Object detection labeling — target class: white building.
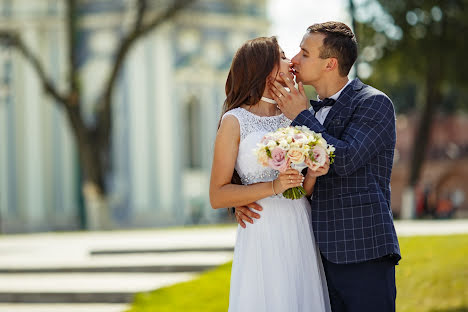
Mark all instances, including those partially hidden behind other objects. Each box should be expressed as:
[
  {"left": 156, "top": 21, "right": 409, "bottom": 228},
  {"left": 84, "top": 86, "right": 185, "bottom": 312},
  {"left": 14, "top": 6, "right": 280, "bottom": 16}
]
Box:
[{"left": 0, "top": 0, "right": 269, "bottom": 233}]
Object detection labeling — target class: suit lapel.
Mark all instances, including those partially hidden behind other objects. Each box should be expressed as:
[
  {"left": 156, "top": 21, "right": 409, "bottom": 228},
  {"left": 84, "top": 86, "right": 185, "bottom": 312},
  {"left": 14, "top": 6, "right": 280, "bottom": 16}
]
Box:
[{"left": 323, "top": 78, "right": 365, "bottom": 129}]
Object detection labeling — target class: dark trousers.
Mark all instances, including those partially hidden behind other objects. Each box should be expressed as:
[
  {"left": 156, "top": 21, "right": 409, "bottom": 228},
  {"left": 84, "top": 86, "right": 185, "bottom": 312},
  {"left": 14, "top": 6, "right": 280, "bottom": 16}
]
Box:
[{"left": 321, "top": 254, "right": 396, "bottom": 312}]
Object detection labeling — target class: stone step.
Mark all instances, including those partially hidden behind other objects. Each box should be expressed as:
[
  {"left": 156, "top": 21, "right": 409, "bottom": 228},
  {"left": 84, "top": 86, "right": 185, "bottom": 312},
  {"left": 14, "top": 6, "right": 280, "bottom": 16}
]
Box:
[
  {"left": 0, "top": 264, "right": 214, "bottom": 274},
  {"left": 0, "top": 252, "right": 233, "bottom": 273},
  {"left": 0, "top": 303, "right": 129, "bottom": 312},
  {"left": 0, "top": 293, "right": 133, "bottom": 304},
  {"left": 0, "top": 272, "right": 195, "bottom": 303},
  {"left": 90, "top": 246, "right": 235, "bottom": 255}
]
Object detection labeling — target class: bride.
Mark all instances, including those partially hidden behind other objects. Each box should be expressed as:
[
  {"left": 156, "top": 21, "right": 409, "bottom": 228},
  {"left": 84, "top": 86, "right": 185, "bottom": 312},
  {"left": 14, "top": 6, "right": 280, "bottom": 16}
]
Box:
[{"left": 209, "top": 36, "right": 331, "bottom": 312}]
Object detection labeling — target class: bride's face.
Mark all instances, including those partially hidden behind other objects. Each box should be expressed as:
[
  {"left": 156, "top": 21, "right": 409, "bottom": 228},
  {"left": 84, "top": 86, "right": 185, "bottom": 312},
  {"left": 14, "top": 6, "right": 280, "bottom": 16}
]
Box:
[{"left": 273, "top": 48, "right": 294, "bottom": 86}]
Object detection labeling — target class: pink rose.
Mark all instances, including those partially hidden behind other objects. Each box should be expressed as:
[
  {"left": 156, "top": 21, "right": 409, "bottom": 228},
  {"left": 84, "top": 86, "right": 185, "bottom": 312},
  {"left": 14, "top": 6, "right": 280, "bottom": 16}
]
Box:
[
  {"left": 311, "top": 146, "right": 327, "bottom": 166},
  {"left": 268, "top": 147, "right": 290, "bottom": 172}
]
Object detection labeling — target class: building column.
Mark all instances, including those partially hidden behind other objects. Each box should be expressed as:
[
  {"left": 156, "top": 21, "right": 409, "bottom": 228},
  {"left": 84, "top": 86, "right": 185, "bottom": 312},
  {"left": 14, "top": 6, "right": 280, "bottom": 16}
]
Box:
[
  {"left": 21, "top": 27, "right": 45, "bottom": 230},
  {"left": 0, "top": 57, "right": 9, "bottom": 232},
  {"left": 49, "top": 25, "right": 78, "bottom": 226},
  {"left": 127, "top": 37, "right": 151, "bottom": 217},
  {"left": 153, "top": 24, "right": 183, "bottom": 224},
  {"left": 200, "top": 82, "right": 223, "bottom": 222}
]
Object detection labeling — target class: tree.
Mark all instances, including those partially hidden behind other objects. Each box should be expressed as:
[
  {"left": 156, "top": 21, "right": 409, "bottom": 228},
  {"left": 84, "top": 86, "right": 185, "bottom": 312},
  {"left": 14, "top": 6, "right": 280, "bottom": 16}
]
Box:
[
  {"left": 0, "top": 0, "right": 195, "bottom": 229},
  {"left": 352, "top": 0, "right": 468, "bottom": 218}
]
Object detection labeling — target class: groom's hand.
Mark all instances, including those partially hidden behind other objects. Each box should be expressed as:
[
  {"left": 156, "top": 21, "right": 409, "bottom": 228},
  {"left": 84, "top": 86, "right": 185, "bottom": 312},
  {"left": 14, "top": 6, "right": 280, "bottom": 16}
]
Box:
[
  {"left": 269, "top": 72, "right": 309, "bottom": 120},
  {"left": 306, "top": 157, "right": 330, "bottom": 178},
  {"left": 234, "top": 203, "right": 263, "bottom": 228}
]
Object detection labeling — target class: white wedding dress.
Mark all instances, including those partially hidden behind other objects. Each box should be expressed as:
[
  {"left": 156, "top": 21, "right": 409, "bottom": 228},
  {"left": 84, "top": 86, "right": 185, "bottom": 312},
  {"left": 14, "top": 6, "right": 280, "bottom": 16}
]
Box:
[{"left": 223, "top": 107, "right": 331, "bottom": 312}]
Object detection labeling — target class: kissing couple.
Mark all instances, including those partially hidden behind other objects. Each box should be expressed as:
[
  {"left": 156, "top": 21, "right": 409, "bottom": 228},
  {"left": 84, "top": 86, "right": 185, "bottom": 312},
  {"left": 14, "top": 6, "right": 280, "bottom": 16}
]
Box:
[{"left": 210, "top": 21, "right": 401, "bottom": 312}]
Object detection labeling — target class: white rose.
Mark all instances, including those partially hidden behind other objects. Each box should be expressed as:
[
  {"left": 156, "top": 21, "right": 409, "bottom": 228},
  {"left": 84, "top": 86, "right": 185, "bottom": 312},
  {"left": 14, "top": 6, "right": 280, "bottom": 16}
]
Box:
[
  {"left": 267, "top": 140, "right": 277, "bottom": 150},
  {"left": 288, "top": 147, "right": 306, "bottom": 164},
  {"left": 256, "top": 148, "right": 270, "bottom": 166},
  {"left": 318, "top": 138, "right": 327, "bottom": 148}
]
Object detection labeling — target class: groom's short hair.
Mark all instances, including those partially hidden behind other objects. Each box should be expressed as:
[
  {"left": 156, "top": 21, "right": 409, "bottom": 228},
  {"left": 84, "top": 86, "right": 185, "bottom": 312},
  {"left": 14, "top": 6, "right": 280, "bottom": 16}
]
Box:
[{"left": 307, "top": 22, "right": 357, "bottom": 77}]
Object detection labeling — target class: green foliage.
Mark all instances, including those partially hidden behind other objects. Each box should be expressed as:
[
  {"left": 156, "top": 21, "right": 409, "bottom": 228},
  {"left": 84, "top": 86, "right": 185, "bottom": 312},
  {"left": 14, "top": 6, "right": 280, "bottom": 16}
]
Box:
[
  {"left": 329, "top": 151, "right": 335, "bottom": 164},
  {"left": 127, "top": 234, "right": 468, "bottom": 312},
  {"left": 282, "top": 186, "right": 307, "bottom": 199},
  {"left": 308, "top": 148, "right": 316, "bottom": 162},
  {"left": 354, "top": 0, "right": 468, "bottom": 112}
]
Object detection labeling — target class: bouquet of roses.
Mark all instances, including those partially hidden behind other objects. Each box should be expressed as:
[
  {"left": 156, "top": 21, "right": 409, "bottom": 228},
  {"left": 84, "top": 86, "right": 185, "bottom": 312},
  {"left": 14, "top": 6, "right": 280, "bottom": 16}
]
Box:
[{"left": 254, "top": 126, "right": 335, "bottom": 199}]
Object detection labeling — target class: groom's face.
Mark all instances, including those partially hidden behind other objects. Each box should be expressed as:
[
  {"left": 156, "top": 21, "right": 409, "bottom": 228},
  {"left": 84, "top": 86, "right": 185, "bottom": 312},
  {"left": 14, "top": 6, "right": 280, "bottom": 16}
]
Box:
[{"left": 291, "top": 33, "right": 328, "bottom": 85}]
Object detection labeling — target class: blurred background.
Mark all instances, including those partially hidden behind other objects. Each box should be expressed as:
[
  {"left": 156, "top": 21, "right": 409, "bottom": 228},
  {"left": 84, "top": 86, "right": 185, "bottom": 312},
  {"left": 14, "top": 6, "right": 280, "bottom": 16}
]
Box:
[{"left": 0, "top": 0, "right": 467, "bottom": 234}]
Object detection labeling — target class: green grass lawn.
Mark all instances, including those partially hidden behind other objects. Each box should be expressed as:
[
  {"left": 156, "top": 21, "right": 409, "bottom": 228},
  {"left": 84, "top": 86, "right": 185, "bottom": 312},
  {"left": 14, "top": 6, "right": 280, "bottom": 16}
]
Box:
[
  {"left": 126, "top": 234, "right": 468, "bottom": 312},
  {"left": 395, "top": 235, "right": 468, "bottom": 312}
]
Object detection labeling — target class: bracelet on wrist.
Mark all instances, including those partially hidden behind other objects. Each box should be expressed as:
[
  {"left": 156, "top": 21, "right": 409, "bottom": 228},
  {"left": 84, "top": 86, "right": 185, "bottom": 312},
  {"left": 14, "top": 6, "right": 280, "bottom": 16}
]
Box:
[{"left": 271, "top": 180, "right": 277, "bottom": 195}]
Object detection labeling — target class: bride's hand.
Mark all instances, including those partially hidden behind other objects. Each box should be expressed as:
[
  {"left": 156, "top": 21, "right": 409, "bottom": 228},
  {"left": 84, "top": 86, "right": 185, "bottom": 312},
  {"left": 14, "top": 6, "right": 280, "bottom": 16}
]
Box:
[{"left": 273, "top": 168, "right": 304, "bottom": 194}]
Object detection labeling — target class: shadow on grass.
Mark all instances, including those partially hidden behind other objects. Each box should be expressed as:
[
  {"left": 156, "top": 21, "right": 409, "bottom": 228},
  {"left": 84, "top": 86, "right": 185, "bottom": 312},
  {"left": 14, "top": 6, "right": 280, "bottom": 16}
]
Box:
[{"left": 431, "top": 307, "right": 468, "bottom": 312}]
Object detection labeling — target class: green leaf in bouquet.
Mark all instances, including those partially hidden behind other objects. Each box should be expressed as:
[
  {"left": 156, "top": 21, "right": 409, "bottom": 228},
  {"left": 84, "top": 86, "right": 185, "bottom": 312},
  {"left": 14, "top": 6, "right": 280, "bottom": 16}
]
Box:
[
  {"left": 308, "top": 150, "right": 316, "bottom": 162},
  {"left": 329, "top": 151, "right": 335, "bottom": 164},
  {"left": 282, "top": 186, "right": 307, "bottom": 200}
]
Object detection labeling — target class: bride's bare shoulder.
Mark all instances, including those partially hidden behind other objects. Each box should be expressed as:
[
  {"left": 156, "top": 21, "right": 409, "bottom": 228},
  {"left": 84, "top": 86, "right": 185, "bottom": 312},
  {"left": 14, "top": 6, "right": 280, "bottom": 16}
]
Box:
[
  {"left": 216, "top": 114, "right": 240, "bottom": 144},
  {"left": 218, "top": 114, "right": 240, "bottom": 138}
]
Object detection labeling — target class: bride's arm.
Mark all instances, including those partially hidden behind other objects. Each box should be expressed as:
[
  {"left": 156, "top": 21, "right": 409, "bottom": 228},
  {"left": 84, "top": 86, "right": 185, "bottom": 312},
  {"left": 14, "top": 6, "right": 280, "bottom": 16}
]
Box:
[{"left": 209, "top": 115, "right": 304, "bottom": 209}]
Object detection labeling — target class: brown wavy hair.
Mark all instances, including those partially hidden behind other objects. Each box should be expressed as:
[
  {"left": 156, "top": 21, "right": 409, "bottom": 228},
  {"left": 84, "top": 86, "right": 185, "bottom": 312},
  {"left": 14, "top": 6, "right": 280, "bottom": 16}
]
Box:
[
  {"left": 219, "top": 36, "right": 281, "bottom": 189},
  {"left": 222, "top": 36, "right": 280, "bottom": 117}
]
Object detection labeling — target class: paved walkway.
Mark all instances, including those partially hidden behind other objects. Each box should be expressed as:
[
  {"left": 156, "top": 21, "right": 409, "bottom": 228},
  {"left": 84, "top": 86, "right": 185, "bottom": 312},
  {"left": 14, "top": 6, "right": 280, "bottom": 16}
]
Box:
[
  {"left": 0, "top": 225, "right": 237, "bottom": 312},
  {"left": 393, "top": 219, "right": 468, "bottom": 236},
  {"left": 0, "top": 304, "right": 128, "bottom": 312},
  {"left": 0, "top": 220, "right": 466, "bottom": 312}
]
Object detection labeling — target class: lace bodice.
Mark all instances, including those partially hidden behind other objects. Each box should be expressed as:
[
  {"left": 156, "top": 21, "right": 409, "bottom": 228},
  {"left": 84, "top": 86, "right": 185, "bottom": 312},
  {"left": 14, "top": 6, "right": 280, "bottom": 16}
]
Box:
[{"left": 222, "top": 107, "right": 291, "bottom": 185}]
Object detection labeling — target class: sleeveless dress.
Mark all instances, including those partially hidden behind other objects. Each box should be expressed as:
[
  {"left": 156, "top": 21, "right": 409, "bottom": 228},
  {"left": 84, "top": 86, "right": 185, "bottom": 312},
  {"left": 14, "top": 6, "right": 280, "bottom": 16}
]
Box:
[{"left": 223, "top": 107, "right": 331, "bottom": 312}]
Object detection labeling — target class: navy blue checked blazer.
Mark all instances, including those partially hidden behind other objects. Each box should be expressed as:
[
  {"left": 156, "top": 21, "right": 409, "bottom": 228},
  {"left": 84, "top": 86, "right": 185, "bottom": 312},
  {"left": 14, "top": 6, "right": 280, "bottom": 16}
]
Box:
[{"left": 292, "top": 78, "right": 401, "bottom": 264}]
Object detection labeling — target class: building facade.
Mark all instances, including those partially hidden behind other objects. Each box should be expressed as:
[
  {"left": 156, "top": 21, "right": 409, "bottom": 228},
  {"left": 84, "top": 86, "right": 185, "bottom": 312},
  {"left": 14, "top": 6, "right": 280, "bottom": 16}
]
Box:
[{"left": 0, "top": 0, "right": 269, "bottom": 233}]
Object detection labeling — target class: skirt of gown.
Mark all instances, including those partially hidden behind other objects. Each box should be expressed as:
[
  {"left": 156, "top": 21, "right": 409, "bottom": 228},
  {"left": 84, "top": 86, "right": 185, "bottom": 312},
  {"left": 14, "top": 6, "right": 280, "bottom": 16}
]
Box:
[{"left": 228, "top": 196, "right": 331, "bottom": 312}]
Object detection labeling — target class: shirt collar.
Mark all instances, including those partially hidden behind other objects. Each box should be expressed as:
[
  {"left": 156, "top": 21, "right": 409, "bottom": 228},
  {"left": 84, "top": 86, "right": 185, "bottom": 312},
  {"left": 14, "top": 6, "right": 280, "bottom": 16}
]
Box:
[{"left": 317, "top": 79, "right": 352, "bottom": 101}]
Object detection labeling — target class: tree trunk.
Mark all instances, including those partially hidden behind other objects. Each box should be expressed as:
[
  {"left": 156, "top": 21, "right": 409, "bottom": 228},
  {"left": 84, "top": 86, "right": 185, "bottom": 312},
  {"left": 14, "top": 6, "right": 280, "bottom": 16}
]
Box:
[
  {"left": 80, "top": 139, "right": 111, "bottom": 230},
  {"left": 81, "top": 180, "right": 110, "bottom": 230},
  {"left": 408, "top": 82, "right": 441, "bottom": 187},
  {"left": 65, "top": 103, "right": 111, "bottom": 230},
  {"left": 402, "top": 64, "right": 442, "bottom": 219}
]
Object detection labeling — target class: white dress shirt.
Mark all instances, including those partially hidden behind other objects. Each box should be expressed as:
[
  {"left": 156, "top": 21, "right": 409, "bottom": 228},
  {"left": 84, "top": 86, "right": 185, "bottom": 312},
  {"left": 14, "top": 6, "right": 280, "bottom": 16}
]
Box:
[{"left": 314, "top": 80, "right": 352, "bottom": 125}]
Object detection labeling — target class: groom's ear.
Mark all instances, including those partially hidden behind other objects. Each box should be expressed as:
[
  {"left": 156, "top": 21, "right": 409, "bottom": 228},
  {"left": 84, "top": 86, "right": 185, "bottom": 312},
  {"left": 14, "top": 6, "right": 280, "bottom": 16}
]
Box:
[{"left": 325, "top": 58, "right": 339, "bottom": 72}]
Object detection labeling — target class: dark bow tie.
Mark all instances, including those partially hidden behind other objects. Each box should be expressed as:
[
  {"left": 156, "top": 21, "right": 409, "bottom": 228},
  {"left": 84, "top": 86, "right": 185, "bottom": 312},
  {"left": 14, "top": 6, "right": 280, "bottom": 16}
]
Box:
[{"left": 311, "top": 98, "right": 336, "bottom": 114}]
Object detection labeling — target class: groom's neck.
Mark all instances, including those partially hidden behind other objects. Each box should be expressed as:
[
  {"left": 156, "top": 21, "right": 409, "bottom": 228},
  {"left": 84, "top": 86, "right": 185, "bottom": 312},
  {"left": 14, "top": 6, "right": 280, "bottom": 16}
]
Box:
[{"left": 314, "top": 75, "right": 349, "bottom": 99}]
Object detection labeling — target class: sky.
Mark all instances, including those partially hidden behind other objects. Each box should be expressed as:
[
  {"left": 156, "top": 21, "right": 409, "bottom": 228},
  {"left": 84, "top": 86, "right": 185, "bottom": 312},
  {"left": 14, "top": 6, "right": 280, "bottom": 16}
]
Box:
[{"left": 267, "top": 0, "right": 351, "bottom": 58}]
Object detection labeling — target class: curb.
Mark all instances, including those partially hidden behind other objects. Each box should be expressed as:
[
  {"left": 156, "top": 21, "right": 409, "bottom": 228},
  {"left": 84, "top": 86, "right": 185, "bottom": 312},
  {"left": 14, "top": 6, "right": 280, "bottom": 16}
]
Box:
[
  {"left": 0, "top": 264, "right": 215, "bottom": 274},
  {"left": 90, "top": 246, "right": 234, "bottom": 255}
]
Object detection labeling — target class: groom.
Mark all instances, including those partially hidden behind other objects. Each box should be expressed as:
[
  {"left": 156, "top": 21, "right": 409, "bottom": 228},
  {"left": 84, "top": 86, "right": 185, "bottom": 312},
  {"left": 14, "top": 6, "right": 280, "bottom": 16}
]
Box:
[{"left": 235, "top": 22, "right": 401, "bottom": 311}]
